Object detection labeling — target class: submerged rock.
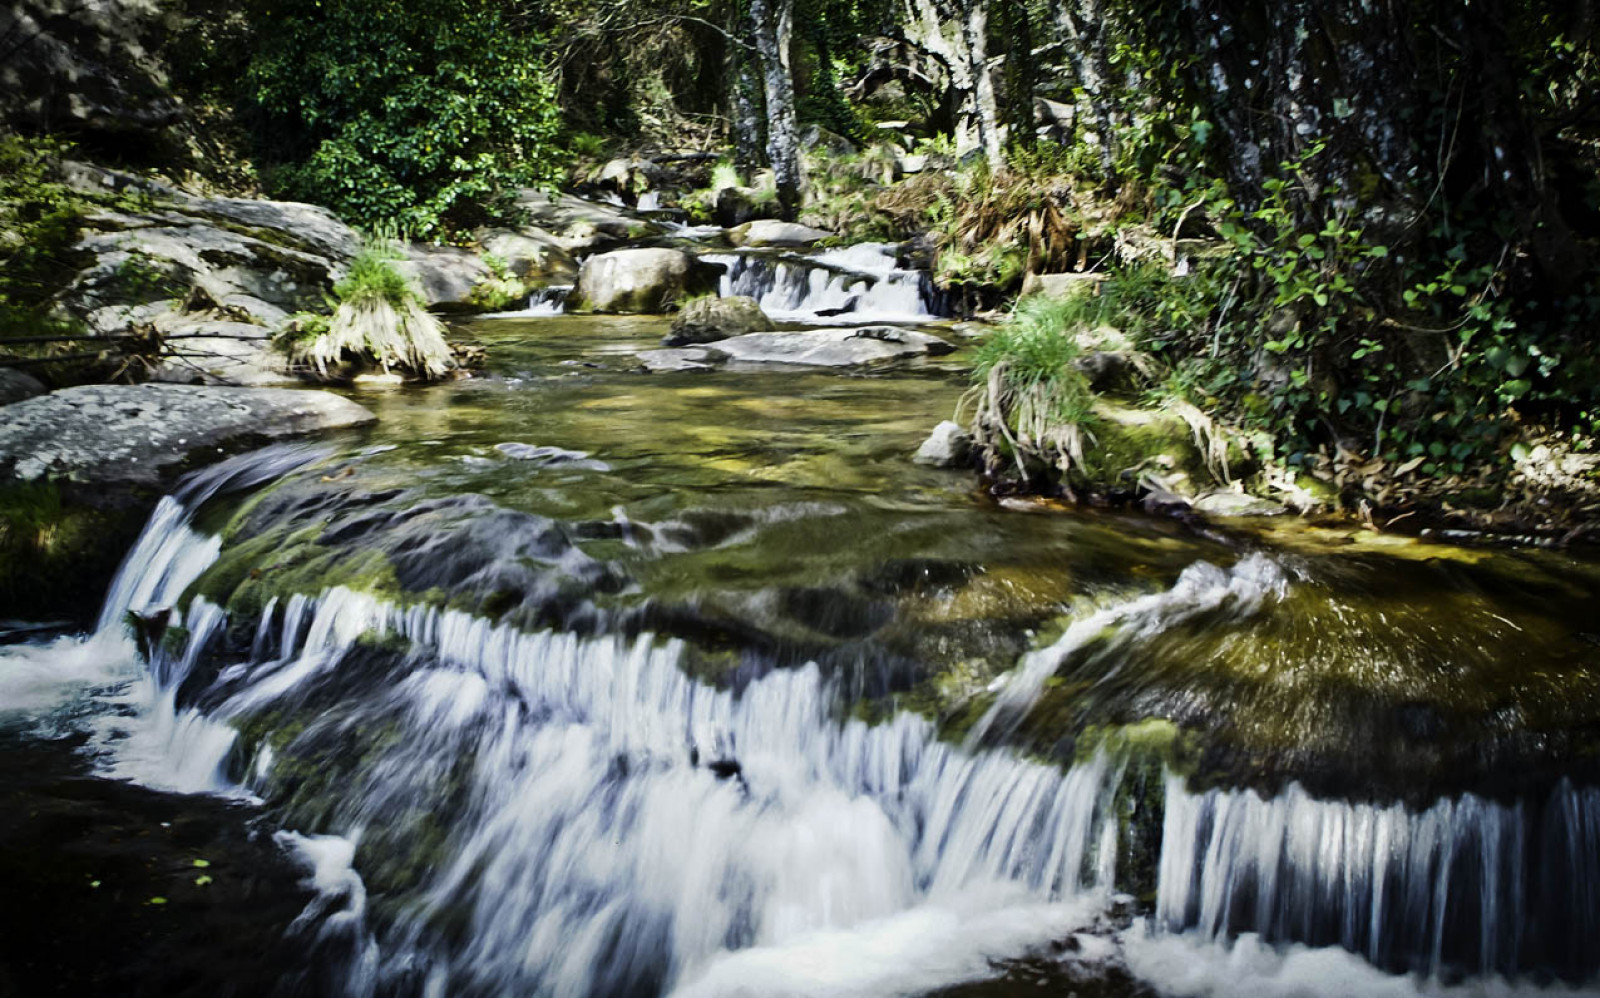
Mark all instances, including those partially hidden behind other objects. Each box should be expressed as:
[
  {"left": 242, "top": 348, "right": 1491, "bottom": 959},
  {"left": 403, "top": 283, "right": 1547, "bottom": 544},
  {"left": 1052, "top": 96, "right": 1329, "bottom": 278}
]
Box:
[
  {"left": 571, "top": 249, "right": 722, "bottom": 314},
  {"left": 664, "top": 295, "right": 773, "bottom": 345},
  {"left": 0, "top": 385, "right": 374, "bottom": 488},
  {"left": 494, "top": 443, "right": 610, "bottom": 471},
  {"left": 914, "top": 421, "right": 974, "bottom": 467},
  {"left": 710, "top": 325, "right": 955, "bottom": 368}
]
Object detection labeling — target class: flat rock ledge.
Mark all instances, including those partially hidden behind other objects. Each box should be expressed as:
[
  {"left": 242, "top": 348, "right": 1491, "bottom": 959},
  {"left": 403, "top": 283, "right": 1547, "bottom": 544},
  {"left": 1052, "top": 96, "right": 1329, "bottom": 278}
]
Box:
[
  {"left": 638, "top": 326, "right": 954, "bottom": 370},
  {"left": 0, "top": 385, "right": 376, "bottom": 488}
]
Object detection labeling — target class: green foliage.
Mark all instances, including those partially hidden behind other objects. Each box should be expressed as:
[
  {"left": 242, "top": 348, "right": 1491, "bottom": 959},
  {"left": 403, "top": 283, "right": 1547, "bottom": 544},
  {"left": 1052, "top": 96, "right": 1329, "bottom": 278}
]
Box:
[{"left": 247, "top": 0, "right": 563, "bottom": 241}]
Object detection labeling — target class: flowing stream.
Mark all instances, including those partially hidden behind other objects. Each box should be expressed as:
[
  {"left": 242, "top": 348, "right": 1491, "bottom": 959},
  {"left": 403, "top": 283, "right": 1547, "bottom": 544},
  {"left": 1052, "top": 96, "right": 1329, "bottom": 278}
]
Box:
[{"left": 2, "top": 306, "right": 1599, "bottom": 998}]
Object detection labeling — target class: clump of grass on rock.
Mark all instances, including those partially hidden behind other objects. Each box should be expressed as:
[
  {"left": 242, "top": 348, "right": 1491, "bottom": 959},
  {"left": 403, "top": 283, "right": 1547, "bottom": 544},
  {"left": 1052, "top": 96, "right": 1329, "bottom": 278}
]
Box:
[
  {"left": 279, "top": 238, "right": 455, "bottom": 382},
  {"left": 964, "top": 296, "right": 1100, "bottom": 495}
]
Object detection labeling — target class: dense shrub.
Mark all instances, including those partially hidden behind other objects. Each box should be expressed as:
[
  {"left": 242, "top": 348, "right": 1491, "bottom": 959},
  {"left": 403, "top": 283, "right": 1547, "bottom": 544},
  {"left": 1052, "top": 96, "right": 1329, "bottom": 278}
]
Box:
[{"left": 247, "top": 0, "right": 562, "bottom": 241}]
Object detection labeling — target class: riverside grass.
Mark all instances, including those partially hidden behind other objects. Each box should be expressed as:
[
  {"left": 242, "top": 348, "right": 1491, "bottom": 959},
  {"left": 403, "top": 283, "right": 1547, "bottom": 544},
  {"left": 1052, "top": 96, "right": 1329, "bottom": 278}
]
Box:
[{"left": 283, "top": 239, "right": 454, "bottom": 382}]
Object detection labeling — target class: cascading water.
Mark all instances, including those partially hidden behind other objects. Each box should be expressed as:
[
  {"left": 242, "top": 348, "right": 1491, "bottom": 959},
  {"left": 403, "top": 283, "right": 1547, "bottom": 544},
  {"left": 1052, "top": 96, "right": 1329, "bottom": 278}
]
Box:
[
  {"left": 703, "top": 243, "right": 939, "bottom": 322},
  {"left": 10, "top": 445, "right": 1600, "bottom": 997},
  {"left": 1157, "top": 774, "right": 1600, "bottom": 982},
  {"left": 149, "top": 586, "right": 1129, "bottom": 997}
]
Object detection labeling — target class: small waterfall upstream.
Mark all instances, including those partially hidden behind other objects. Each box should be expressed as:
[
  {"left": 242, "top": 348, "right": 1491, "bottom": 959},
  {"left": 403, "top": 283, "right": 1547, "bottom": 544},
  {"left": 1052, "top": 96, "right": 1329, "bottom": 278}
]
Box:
[
  {"left": 703, "top": 243, "right": 941, "bottom": 322},
  {"left": 9, "top": 456, "right": 1599, "bottom": 996}
]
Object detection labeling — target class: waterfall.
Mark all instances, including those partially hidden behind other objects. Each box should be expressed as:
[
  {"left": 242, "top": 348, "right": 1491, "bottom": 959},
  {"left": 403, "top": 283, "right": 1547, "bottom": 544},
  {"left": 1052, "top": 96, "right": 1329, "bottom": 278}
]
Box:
[
  {"left": 482, "top": 284, "right": 572, "bottom": 318},
  {"left": 703, "top": 243, "right": 939, "bottom": 322},
  {"left": 1156, "top": 773, "right": 1600, "bottom": 982},
  {"left": 147, "top": 586, "right": 1127, "bottom": 997}
]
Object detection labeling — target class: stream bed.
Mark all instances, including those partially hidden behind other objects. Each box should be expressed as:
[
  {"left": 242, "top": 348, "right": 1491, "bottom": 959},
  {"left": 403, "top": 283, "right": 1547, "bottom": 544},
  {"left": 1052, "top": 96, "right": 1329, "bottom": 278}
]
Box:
[{"left": 2, "top": 312, "right": 1599, "bottom": 998}]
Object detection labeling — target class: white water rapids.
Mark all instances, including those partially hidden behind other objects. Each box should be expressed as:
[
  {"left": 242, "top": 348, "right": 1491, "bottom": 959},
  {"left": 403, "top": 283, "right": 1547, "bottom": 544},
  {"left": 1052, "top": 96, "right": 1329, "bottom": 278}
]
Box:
[{"left": 2, "top": 453, "right": 1597, "bottom": 998}]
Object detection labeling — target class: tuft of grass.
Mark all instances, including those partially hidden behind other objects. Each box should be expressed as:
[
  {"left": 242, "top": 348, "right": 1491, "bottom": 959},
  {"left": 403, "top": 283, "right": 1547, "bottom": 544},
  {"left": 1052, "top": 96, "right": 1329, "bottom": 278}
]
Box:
[
  {"left": 278, "top": 238, "right": 454, "bottom": 381},
  {"left": 709, "top": 162, "right": 742, "bottom": 192},
  {"left": 964, "top": 298, "right": 1100, "bottom": 494}
]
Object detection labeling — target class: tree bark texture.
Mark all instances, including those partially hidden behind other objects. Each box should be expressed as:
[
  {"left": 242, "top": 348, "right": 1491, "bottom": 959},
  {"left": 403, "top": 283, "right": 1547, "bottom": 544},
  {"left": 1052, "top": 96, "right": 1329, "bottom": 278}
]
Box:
[{"left": 750, "top": 0, "right": 802, "bottom": 219}]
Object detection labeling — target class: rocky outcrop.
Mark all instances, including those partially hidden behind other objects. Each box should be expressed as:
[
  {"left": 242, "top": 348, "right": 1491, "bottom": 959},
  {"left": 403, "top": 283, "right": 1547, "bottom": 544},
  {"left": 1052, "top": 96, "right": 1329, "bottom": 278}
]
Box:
[
  {"left": 571, "top": 249, "right": 721, "bottom": 314},
  {"left": 149, "top": 314, "right": 291, "bottom": 387},
  {"left": 0, "top": 385, "right": 374, "bottom": 488},
  {"left": 639, "top": 325, "right": 954, "bottom": 370},
  {"left": 664, "top": 295, "right": 773, "bottom": 345},
  {"left": 727, "top": 220, "right": 833, "bottom": 249}
]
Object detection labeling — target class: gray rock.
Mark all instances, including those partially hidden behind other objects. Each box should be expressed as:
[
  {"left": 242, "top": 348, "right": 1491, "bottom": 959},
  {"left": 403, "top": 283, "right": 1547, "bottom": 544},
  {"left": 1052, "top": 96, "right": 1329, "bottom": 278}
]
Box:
[
  {"left": 400, "top": 244, "right": 492, "bottom": 313},
  {"left": 665, "top": 296, "right": 773, "bottom": 345},
  {"left": 727, "top": 220, "right": 834, "bottom": 248},
  {"left": 572, "top": 249, "right": 721, "bottom": 314},
  {"left": 0, "top": 370, "right": 47, "bottom": 406},
  {"left": 799, "top": 125, "right": 857, "bottom": 158},
  {"left": 148, "top": 316, "right": 293, "bottom": 387},
  {"left": 479, "top": 228, "right": 579, "bottom": 285},
  {"left": 637, "top": 348, "right": 716, "bottom": 373},
  {"left": 1073, "top": 349, "right": 1148, "bottom": 393},
  {"left": 66, "top": 204, "right": 351, "bottom": 322},
  {"left": 0, "top": 385, "right": 375, "bottom": 487},
  {"left": 1192, "top": 492, "right": 1289, "bottom": 517},
  {"left": 709, "top": 326, "right": 955, "bottom": 368},
  {"left": 914, "top": 421, "right": 973, "bottom": 467},
  {"left": 516, "top": 191, "right": 663, "bottom": 252}
]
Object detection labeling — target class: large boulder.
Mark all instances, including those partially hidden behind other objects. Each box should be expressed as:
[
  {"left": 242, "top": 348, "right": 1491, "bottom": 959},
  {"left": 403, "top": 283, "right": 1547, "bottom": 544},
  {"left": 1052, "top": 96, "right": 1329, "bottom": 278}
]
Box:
[
  {"left": 399, "top": 244, "right": 492, "bottom": 314},
  {"left": 148, "top": 315, "right": 293, "bottom": 387},
  {"left": 478, "top": 228, "right": 578, "bottom": 285},
  {"left": 516, "top": 191, "right": 663, "bottom": 253},
  {"left": 727, "top": 220, "right": 834, "bottom": 249},
  {"left": 572, "top": 249, "right": 721, "bottom": 314},
  {"left": 664, "top": 295, "right": 773, "bottom": 346},
  {"left": 0, "top": 385, "right": 375, "bottom": 488}
]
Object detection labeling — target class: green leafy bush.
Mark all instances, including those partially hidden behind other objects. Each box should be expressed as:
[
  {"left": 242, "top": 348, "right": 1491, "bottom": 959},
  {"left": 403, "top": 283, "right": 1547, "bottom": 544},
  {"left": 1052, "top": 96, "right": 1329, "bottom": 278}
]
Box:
[{"left": 247, "top": 0, "right": 562, "bottom": 241}]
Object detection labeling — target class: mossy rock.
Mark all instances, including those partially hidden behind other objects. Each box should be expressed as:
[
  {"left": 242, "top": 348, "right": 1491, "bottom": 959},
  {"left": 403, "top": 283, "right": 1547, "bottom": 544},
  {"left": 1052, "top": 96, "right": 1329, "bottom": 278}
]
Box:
[{"left": 1079, "top": 401, "right": 1209, "bottom": 488}]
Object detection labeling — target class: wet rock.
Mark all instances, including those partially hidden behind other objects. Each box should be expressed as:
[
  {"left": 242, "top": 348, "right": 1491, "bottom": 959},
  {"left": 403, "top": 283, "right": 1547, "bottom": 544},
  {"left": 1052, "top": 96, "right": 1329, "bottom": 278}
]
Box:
[
  {"left": 0, "top": 370, "right": 47, "bottom": 406},
  {"left": 637, "top": 348, "right": 716, "bottom": 373},
  {"left": 1192, "top": 491, "right": 1289, "bottom": 517},
  {"left": 148, "top": 316, "right": 292, "bottom": 387},
  {"left": 664, "top": 295, "right": 773, "bottom": 345},
  {"left": 0, "top": 385, "right": 375, "bottom": 488},
  {"left": 714, "top": 187, "right": 772, "bottom": 228},
  {"left": 727, "top": 220, "right": 834, "bottom": 249},
  {"left": 571, "top": 249, "right": 722, "bottom": 314},
  {"left": 914, "top": 421, "right": 973, "bottom": 467},
  {"left": 494, "top": 443, "right": 610, "bottom": 471},
  {"left": 708, "top": 326, "right": 955, "bottom": 368}
]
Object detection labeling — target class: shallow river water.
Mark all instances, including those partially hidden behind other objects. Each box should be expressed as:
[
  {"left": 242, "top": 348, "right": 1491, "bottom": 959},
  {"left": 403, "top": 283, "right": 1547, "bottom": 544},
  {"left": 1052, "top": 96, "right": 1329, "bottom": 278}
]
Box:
[{"left": 2, "top": 312, "right": 1598, "bottom": 998}]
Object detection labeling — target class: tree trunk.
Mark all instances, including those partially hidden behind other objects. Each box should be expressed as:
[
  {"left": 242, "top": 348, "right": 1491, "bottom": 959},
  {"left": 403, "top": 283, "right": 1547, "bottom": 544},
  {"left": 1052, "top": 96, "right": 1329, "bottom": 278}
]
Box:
[
  {"left": 1055, "top": 0, "right": 1119, "bottom": 179},
  {"left": 750, "top": 0, "right": 802, "bottom": 220},
  {"left": 731, "top": 5, "right": 764, "bottom": 171},
  {"left": 904, "top": 0, "right": 1001, "bottom": 168},
  {"left": 1000, "top": 0, "right": 1036, "bottom": 153}
]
